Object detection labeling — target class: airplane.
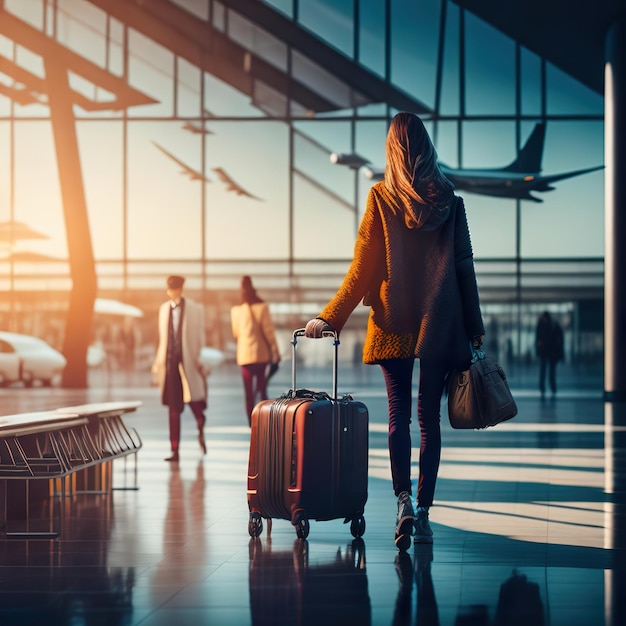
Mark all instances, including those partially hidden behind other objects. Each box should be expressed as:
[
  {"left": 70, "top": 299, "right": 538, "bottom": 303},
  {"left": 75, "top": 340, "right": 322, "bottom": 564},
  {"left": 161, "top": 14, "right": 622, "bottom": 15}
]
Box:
[
  {"left": 355, "top": 123, "right": 604, "bottom": 202},
  {"left": 152, "top": 141, "right": 212, "bottom": 183},
  {"left": 182, "top": 122, "right": 214, "bottom": 135},
  {"left": 330, "top": 152, "right": 370, "bottom": 169},
  {"left": 212, "top": 167, "right": 263, "bottom": 201}
]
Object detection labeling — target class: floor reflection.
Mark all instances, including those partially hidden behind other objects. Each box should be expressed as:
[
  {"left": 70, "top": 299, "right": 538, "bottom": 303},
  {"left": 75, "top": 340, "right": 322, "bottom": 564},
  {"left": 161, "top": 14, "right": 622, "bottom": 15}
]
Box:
[
  {"left": 394, "top": 546, "right": 546, "bottom": 626},
  {"left": 1, "top": 369, "right": 625, "bottom": 625},
  {"left": 394, "top": 545, "right": 440, "bottom": 626},
  {"left": 249, "top": 537, "right": 370, "bottom": 625},
  {"left": 0, "top": 494, "right": 135, "bottom": 624},
  {"left": 151, "top": 461, "right": 207, "bottom": 589}
]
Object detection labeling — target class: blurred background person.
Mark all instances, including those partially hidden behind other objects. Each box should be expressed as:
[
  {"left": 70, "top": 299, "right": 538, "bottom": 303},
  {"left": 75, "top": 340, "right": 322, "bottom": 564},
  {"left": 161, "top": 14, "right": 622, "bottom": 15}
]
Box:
[
  {"left": 231, "top": 275, "right": 281, "bottom": 425},
  {"left": 535, "top": 310, "right": 564, "bottom": 397},
  {"left": 152, "top": 275, "right": 208, "bottom": 462}
]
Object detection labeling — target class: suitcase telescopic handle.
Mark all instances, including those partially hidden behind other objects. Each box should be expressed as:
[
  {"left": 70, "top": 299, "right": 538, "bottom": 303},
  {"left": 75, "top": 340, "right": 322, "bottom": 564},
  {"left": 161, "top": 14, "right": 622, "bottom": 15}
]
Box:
[{"left": 291, "top": 328, "right": 339, "bottom": 399}]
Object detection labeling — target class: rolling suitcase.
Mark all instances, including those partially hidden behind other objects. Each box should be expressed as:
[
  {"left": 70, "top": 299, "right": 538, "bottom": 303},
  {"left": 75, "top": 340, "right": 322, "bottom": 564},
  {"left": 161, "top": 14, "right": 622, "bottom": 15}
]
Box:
[{"left": 247, "top": 328, "right": 368, "bottom": 540}]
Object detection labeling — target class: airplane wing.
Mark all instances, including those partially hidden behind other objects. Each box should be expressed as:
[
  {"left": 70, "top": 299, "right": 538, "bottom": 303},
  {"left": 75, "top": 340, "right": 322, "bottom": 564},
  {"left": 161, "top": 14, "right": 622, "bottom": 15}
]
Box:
[
  {"left": 212, "top": 167, "right": 263, "bottom": 201},
  {"left": 152, "top": 141, "right": 211, "bottom": 183},
  {"left": 532, "top": 165, "right": 605, "bottom": 189},
  {"left": 442, "top": 158, "right": 603, "bottom": 202}
]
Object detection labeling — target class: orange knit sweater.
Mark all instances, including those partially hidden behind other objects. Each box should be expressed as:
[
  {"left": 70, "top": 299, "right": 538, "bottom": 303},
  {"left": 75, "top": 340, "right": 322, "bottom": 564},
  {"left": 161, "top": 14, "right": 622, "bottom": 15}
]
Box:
[{"left": 319, "top": 182, "right": 484, "bottom": 365}]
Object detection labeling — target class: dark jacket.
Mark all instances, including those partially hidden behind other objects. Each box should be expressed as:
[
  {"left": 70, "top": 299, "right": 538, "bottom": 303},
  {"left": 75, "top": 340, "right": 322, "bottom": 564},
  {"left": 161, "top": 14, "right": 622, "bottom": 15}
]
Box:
[
  {"left": 319, "top": 182, "right": 484, "bottom": 365},
  {"left": 536, "top": 313, "right": 564, "bottom": 361}
]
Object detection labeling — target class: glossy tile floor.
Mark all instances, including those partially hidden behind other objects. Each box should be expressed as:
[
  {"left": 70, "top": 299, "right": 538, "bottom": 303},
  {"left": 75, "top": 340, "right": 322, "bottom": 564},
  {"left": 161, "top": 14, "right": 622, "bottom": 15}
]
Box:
[{"left": 0, "top": 359, "right": 624, "bottom": 626}]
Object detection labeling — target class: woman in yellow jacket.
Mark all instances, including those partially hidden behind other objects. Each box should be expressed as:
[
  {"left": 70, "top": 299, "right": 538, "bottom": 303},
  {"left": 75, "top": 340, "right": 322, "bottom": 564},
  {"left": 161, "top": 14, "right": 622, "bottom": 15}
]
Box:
[
  {"left": 306, "top": 113, "right": 484, "bottom": 550},
  {"left": 231, "top": 276, "right": 281, "bottom": 425}
]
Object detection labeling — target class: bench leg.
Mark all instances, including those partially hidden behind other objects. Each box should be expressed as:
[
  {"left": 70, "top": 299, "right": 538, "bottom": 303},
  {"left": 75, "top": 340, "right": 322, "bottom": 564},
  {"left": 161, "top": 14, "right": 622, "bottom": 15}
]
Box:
[
  {"left": 2, "top": 480, "right": 59, "bottom": 539},
  {"left": 112, "top": 453, "right": 140, "bottom": 491},
  {"left": 76, "top": 461, "right": 113, "bottom": 494}
]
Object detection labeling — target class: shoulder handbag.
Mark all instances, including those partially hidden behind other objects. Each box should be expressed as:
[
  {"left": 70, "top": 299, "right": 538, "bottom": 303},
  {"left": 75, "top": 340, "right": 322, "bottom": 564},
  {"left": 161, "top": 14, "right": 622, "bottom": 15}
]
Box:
[
  {"left": 447, "top": 349, "right": 517, "bottom": 429},
  {"left": 246, "top": 303, "right": 279, "bottom": 379}
]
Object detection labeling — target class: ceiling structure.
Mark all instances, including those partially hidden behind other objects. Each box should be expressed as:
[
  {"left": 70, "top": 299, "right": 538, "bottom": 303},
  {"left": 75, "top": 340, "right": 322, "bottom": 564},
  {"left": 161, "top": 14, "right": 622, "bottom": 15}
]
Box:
[
  {"left": 82, "top": 0, "right": 624, "bottom": 122},
  {"left": 0, "top": 6, "right": 156, "bottom": 111},
  {"left": 88, "top": 0, "right": 432, "bottom": 117},
  {"left": 451, "top": 0, "right": 624, "bottom": 95}
]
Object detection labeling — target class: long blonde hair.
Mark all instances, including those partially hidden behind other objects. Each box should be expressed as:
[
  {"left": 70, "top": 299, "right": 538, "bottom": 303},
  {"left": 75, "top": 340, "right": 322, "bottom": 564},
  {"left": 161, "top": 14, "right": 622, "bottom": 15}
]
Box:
[{"left": 384, "top": 112, "right": 453, "bottom": 226}]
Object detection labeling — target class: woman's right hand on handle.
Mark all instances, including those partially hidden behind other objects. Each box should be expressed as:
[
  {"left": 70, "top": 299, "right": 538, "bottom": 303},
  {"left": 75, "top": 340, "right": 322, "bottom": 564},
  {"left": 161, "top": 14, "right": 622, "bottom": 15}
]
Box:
[{"left": 305, "top": 318, "right": 333, "bottom": 338}]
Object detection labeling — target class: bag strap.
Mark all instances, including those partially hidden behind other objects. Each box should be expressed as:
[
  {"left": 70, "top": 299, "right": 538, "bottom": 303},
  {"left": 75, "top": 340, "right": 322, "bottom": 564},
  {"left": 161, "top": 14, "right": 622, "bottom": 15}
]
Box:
[
  {"left": 246, "top": 302, "right": 272, "bottom": 358},
  {"left": 471, "top": 348, "right": 485, "bottom": 363}
]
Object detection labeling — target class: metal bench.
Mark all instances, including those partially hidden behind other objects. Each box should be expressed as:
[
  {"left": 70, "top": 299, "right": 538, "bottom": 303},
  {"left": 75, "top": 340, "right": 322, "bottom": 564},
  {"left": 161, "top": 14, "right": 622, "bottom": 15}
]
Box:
[
  {"left": 0, "top": 411, "right": 90, "bottom": 537},
  {"left": 55, "top": 401, "right": 143, "bottom": 493},
  {"left": 0, "top": 402, "right": 142, "bottom": 538}
]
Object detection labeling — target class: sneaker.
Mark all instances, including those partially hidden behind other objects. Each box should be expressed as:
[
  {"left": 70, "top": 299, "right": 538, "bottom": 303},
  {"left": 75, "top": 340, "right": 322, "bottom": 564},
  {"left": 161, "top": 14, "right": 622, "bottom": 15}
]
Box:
[
  {"left": 414, "top": 506, "right": 433, "bottom": 544},
  {"left": 395, "top": 491, "right": 415, "bottom": 551}
]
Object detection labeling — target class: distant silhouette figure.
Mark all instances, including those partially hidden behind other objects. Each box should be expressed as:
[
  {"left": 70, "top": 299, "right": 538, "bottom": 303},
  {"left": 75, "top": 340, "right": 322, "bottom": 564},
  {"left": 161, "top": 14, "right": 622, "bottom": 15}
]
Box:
[{"left": 535, "top": 311, "right": 564, "bottom": 397}]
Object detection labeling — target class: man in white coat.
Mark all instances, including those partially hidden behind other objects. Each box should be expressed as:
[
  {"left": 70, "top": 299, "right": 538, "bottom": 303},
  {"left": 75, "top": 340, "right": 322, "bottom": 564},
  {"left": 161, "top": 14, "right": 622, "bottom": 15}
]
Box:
[{"left": 152, "top": 275, "right": 207, "bottom": 462}]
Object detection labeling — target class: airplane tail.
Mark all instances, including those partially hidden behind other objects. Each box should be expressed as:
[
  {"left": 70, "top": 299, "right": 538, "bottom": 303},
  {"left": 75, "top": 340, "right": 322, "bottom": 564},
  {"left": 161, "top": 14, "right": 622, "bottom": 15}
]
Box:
[{"left": 502, "top": 123, "right": 545, "bottom": 174}]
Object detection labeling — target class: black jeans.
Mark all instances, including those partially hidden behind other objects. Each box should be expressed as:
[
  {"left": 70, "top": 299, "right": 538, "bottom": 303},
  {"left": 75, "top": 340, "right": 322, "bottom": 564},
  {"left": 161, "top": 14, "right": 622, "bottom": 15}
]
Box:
[
  {"left": 380, "top": 358, "right": 449, "bottom": 508},
  {"left": 539, "top": 357, "right": 557, "bottom": 394}
]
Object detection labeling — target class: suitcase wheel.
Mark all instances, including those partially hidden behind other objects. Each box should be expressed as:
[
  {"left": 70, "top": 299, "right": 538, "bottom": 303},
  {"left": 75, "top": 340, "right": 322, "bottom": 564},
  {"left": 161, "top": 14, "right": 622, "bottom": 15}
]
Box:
[
  {"left": 293, "top": 511, "right": 310, "bottom": 540},
  {"left": 248, "top": 512, "right": 263, "bottom": 538},
  {"left": 350, "top": 515, "right": 366, "bottom": 538}
]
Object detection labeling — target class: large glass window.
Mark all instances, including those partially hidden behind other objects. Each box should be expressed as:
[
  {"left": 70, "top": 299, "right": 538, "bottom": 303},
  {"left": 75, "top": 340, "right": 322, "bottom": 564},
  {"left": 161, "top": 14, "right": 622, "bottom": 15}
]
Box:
[
  {"left": 14, "top": 121, "right": 66, "bottom": 259},
  {"left": 56, "top": 0, "right": 108, "bottom": 68},
  {"left": 521, "top": 120, "right": 604, "bottom": 258},
  {"left": 127, "top": 31, "right": 174, "bottom": 118},
  {"left": 521, "top": 48, "right": 543, "bottom": 117},
  {"left": 0, "top": 0, "right": 605, "bottom": 312},
  {"left": 78, "top": 121, "right": 124, "bottom": 259},
  {"left": 390, "top": 0, "right": 440, "bottom": 108},
  {"left": 0, "top": 123, "right": 10, "bottom": 218},
  {"left": 358, "top": 0, "right": 386, "bottom": 78},
  {"left": 171, "top": 0, "right": 209, "bottom": 21},
  {"left": 547, "top": 64, "right": 603, "bottom": 115},
  {"left": 440, "top": 2, "right": 460, "bottom": 116},
  {"left": 464, "top": 13, "right": 515, "bottom": 115},
  {"left": 127, "top": 121, "right": 203, "bottom": 259},
  {"left": 299, "top": 0, "right": 354, "bottom": 58},
  {"left": 260, "top": 0, "right": 293, "bottom": 19},
  {"left": 205, "top": 121, "right": 289, "bottom": 259}
]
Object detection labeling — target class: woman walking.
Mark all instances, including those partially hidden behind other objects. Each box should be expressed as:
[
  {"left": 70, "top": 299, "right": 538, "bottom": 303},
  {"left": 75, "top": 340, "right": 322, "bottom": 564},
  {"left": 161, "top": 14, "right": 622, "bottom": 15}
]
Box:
[
  {"left": 231, "top": 276, "right": 281, "bottom": 425},
  {"left": 305, "top": 112, "right": 484, "bottom": 550}
]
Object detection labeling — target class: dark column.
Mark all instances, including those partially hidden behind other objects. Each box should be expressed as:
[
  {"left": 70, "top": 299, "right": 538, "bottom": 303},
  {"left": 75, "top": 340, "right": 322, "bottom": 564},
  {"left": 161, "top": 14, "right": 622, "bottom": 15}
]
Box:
[
  {"left": 605, "top": 18, "right": 626, "bottom": 626},
  {"left": 45, "top": 60, "right": 97, "bottom": 388},
  {"left": 605, "top": 16, "right": 626, "bottom": 401},
  {"left": 605, "top": 402, "right": 626, "bottom": 626}
]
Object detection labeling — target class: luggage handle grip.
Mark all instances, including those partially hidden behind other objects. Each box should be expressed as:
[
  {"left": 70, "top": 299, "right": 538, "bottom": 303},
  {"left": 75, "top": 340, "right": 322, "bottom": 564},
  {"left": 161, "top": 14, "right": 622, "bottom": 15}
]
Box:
[{"left": 291, "top": 328, "right": 339, "bottom": 399}]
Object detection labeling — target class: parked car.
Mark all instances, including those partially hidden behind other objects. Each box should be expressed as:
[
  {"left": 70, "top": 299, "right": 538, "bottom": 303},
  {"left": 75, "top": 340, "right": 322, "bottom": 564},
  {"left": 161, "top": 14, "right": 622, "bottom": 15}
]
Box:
[
  {"left": 200, "top": 347, "right": 225, "bottom": 375},
  {"left": 0, "top": 331, "right": 67, "bottom": 387}
]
